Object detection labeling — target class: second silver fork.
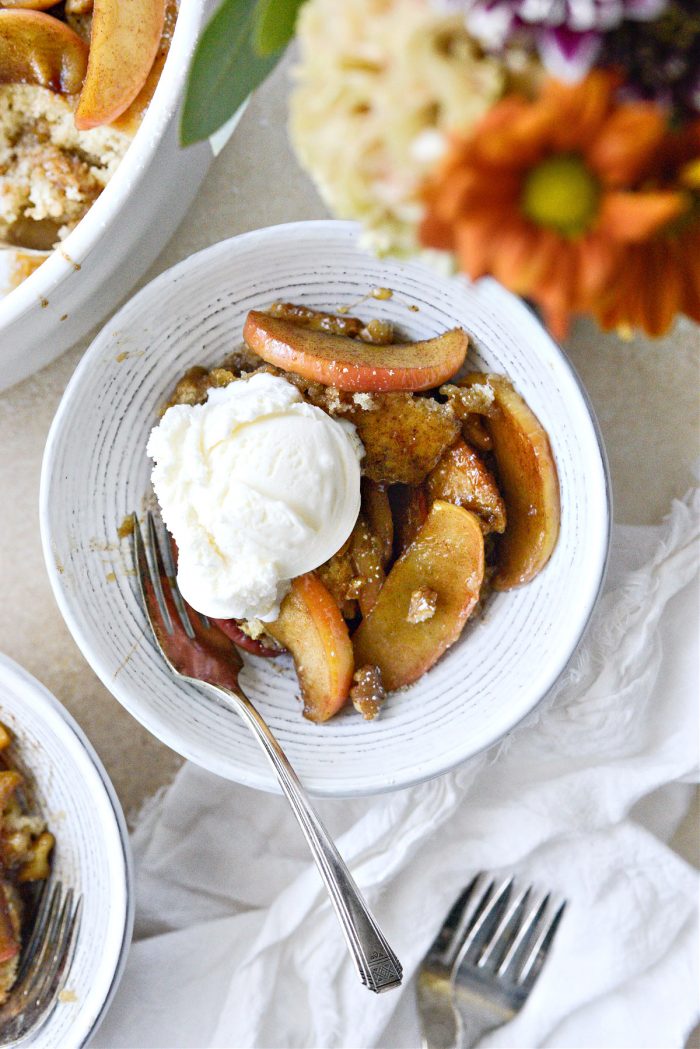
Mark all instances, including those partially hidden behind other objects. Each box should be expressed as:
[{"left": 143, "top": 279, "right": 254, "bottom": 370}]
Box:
[
  {"left": 418, "top": 873, "right": 567, "bottom": 1049},
  {"left": 132, "top": 512, "right": 402, "bottom": 995}
]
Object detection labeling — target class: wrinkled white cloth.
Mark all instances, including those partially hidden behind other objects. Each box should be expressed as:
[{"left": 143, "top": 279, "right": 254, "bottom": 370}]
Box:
[{"left": 95, "top": 489, "right": 700, "bottom": 1049}]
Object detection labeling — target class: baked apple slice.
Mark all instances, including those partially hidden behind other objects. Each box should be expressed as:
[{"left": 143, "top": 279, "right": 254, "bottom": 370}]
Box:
[
  {"left": 361, "top": 480, "right": 393, "bottom": 567},
  {"left": 427, "top": 438, "right": 506, "bottom": 534},
  {"left": 0, "top": 10, "right": 88, "bottom": 94},
  {"left": 243, "top": 310, "right": 468, "bottom": 392},
  {"left": 75, "top": 0, "right": 165, "bottom": 129},
  {"left": 353, "top": 500, "right": 484, "bottom": 691},
  {"left": 266, "top": 573, "right": 354, "bottom": 722},
  {"left": 350, "top": 516, "right": 385, "bottom": 617},
  {"left": 461, "top": 374, "right": 560, "bottom": 589},
  {"left": 390, "top": 484, "right": 429, "bottom": 555},
  {"left": 1, "top": 1, "right": 60, "bottom": 9},
  {"left": 110, "top": 0, "right": 176, "bottom": 134}
]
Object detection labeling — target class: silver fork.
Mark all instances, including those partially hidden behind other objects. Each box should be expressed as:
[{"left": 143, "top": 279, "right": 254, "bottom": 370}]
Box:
[
  {"left": 132, "top": 511, "right": 402, "bottom": 994},
  {"left": 417, "top": 872, "right": 567, "bottom": 1049},
  {"left": 0, "top": 880, "right": 82, "bottom": 1046}
]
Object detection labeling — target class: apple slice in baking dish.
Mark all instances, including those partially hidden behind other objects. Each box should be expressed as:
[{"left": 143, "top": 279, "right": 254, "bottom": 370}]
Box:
[
  {"left": 0, "top": 10, "right": 88, "bottom": 94},
  {"left": 0, "top": 1, "right": 60, "bottom": 9},
  {"left": 459, "top": 373, "right": 560, "bottom": 590},
  {"left": 75, "top": 0, "right": 165, "bottom": 130},
  {"left": 243, "top": 310, "right": 469, "bottom": 393}
]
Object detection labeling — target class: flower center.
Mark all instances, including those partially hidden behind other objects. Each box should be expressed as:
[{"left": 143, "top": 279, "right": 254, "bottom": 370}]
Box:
[{"left": 522, "top": 154, "right": 600, "bottom": 237}]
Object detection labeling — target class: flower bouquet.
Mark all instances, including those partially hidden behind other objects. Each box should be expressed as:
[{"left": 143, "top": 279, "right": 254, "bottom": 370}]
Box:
[{"left": 183, "top": 0, "right": 700, "bottom": 340}]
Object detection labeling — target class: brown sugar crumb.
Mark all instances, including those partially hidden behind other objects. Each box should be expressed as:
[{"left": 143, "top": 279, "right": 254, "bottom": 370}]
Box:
[
  {"left": 117, "top": 515, "right": 135, "bottom": 540},
  {"left": 358, "top": 318, "right": 394, "bottom": 344},
  {"left": 440, "top": 382, "right": 495, "bottom": 420},
  {"left": 350, "top": 665, "right": 387, "bottom": 720},
  {"left": 407, "top": 586, "right": 438, "bottom": 624},
  {"left": 207, "top": 368, "right": 237, "bottom": 388},
  {"left": 219, "top": 344, "right": 262, "bottom": 374},
  {"left": 162, "top": 351, "right": 265, "bottom": 413},
  {"left": 164, "top": 366, "right": 211, "bottom": 409}
]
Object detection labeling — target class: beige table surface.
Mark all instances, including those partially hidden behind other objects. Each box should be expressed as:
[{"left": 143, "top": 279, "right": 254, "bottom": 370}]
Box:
[{"left": 0, "top": 58, "right": 697, "bottom": 899}]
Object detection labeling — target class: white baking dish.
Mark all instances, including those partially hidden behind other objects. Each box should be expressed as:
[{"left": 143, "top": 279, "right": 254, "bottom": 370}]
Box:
[{"left": 0, "top": 0, "right": 216, "bottom": 392}]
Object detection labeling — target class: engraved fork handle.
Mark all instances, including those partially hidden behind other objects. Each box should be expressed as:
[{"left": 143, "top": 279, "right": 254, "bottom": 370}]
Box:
[{"left": 211, "top": 685, "right": 403, "bottom": 993}]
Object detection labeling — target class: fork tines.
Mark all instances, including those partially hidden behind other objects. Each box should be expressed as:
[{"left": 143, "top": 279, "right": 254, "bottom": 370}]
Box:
[
  {"left": 0, "top": 879, "right": 82, "bottom": 1046},
  {"left": 451, "top": 873, "right": 567, "bottom": 994}
]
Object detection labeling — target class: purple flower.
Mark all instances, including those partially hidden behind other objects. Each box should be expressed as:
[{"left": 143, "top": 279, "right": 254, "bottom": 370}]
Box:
[
  {"left": 602, "top": 0, "right": 700, "bottom": 116},
  {"left": 459, "top": 0, "right": 668, "bottom": 78}
]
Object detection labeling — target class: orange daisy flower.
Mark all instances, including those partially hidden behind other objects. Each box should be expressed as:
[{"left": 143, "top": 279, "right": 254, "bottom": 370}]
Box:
[
  {"left": 594, "top": 121, "right": 700, "bottom": 338},
  {"left": 420, "top": 70, "right": 686, "bottom": 340}
]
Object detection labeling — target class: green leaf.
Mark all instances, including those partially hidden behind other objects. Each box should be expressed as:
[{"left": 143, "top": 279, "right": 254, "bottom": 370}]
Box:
[
  {"left": 253, "top": 0, "right": 304, "bottom": 56},
  {"left": 180, "top": 0, "right": 281, "bottom": 146}
]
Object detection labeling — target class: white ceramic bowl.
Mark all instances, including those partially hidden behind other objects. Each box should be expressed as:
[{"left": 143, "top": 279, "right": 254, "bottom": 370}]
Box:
[
  {"left": 0, "top": 653, "right": 131, "bottom": 1048},
  {"left": 0, "top": 0, "right": 217, "bottom": 393},
  {"left": 40, "top": 220, "right": 610, "bottom": 797}
]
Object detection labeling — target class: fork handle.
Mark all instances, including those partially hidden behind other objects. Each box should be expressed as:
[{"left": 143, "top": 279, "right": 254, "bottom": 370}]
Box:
[
  {"left": 452, "top": 993, "right": 505, "bottom": 1049},
  {"left": 213, "top": 686, "right": 402, "bottom": 994}
]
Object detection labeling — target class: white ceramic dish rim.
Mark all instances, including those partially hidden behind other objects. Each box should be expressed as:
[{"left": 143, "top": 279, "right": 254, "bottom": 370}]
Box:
[
  {"left": 0, "top": 0, "right": 207, "bottom": 328},
  {"left": 40, "top": 220, "right": 611, "bottom": 797},
  {"left": 0, "top": 652, "right": 133, "bottom": 1048}
]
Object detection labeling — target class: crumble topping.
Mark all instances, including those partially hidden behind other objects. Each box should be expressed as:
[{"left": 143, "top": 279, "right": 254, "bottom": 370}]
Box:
[
  {"left": 0, "top": 84, "right": 130, "bottom": 248},
  {"left": 350, "top": 665, "right": 386, "bottom": 720}
]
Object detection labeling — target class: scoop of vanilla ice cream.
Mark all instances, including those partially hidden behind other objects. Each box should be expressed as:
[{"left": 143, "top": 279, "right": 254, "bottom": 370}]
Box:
[{"left": 147, "top": 372, "right": 363, "bottom": 622}]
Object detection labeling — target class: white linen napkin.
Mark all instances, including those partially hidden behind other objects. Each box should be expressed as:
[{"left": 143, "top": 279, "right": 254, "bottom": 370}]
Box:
[{"left": 94, "top": 488, "right": 700, "bottom": 1049}]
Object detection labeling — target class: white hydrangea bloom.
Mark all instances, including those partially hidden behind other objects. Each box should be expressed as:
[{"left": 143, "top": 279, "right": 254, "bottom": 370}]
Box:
[{"left": 289, "top": 0, "right": 510, "bottom": 255}]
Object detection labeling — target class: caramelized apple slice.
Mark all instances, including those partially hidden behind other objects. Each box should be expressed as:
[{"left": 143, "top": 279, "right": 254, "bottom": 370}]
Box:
[
  {"left": 461, "top": 374, "right": 560, "bottom": 589},
  {"left": 427, "top": 438, "right": 506, "bottom": 534},
  {"left": 243, "top": 310, "right": 468, "bottom": 392},
  {"left": 462, "top": 413, "right": 492, "bottom": 451},
  {"left": 1, "top": 1, "right": 60, "bottom": 9},
  {"left": 352, "top": 393, "right": 459, "bottom": 485},
  {"left": 266, "top": 573, "right": 354, "bottom": 722},
  {"left": 361, "top": 480, "right": 393, "bottom": 567},
  {"left": 353, "top": 500, "right": 484, "bottom": 691},
  {"left": 350, "top": 516, "right": 385, "bottom": 617},
  {"left": 75, "top": 0, "right": 165, "bottom": 130},
  {"left": 390, "top": 484, "right": 429, "bottom": 554},
  {"left": 110, "top": 0, "right": 176, "bottom": 135},
  {"left": 0, "top": 10, "right": 88, "bottom": 93}
]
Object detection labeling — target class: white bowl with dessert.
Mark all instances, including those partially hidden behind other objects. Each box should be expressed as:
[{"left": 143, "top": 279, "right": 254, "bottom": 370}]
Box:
[
  {"left": 40, "top": 220, "right": 610, "bottom": 797},
  {"left": 0, "top": 652, "right": 131, "bottom": 1047},
  {"left": 0, "top": 0, "right": 217, "bottom": 392}
]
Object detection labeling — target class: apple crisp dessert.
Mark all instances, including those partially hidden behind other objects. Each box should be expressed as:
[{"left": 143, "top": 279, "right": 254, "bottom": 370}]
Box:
[
  {"left": 155, "top": 302, "right": 560, "bottom": 723},
  {"left": 0, "top": 0, "right": 176, "bottom": 288},
  {"left": 0, "top": 720, "right": 54, "bottom": 1004}
]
